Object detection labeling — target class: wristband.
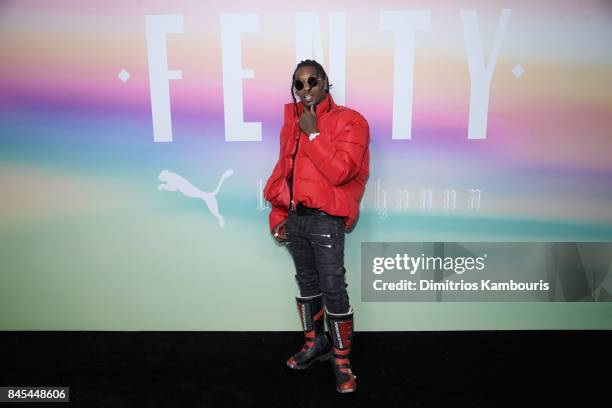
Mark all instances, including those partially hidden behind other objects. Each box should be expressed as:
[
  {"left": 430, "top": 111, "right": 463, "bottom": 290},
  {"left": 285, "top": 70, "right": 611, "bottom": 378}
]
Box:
[{"left": 309, "top": 132, "right": 320, "bottom": 141}]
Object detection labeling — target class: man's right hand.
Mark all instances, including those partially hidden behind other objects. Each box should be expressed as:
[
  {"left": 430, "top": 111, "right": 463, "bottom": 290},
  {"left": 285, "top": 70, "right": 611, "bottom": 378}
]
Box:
[{"left": 272, "top": 219, "right": 288, "bottom": 243}]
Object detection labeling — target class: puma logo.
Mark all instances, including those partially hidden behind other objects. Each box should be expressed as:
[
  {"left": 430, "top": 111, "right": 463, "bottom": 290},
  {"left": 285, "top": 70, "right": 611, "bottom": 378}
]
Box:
[{"left": 158, "top": 169, "right": 234, "bottom": 228}]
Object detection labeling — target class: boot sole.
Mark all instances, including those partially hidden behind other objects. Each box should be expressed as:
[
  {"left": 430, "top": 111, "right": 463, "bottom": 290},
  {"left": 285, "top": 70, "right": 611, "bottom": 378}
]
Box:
[
  {"left": 286, "top": 352, "right": 331, "bottom": 370},
  {"left": 336, "top": 385, "right": 357, "bottom": 393}
]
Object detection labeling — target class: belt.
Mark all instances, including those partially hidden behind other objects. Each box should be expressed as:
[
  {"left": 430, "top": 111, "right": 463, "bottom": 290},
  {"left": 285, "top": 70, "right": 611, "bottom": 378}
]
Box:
[{"left": 291, "top": 202, "right": 330, "bottom": 216}]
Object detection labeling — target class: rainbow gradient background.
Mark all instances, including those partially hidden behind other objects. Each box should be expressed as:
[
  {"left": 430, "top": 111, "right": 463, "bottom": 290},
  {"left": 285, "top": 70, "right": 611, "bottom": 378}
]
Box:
[{"left": 1, "top": 0, "right": 611, "bottom": 330}]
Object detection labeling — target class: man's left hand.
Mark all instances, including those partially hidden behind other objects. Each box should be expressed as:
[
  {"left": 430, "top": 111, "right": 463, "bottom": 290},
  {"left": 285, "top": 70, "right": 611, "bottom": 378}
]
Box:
[{"left": 298, "top": 105, "right": 318, "bottom": 135}]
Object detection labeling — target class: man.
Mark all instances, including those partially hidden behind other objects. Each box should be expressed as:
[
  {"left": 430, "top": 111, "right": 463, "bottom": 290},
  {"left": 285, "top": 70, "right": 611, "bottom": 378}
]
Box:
[{"left": 263, "top": 59, "right": 370, "bottom": 393}]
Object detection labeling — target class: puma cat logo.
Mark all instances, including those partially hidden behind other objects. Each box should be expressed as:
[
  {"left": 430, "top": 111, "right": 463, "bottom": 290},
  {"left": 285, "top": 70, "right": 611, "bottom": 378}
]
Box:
[{"left": 158, "top": 169, "right": 234, "bottom": 228}]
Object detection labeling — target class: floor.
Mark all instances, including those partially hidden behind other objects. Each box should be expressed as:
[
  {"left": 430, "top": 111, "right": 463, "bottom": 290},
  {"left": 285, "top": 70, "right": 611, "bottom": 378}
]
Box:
[{"left": 2, "top": 331, "right": 608, "bottom": 407}]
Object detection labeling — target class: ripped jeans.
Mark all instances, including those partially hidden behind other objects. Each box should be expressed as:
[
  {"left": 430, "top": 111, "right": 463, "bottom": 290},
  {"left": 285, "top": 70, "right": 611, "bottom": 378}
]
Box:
[{"left": 285, "top": 208, "right": 350, "bottom": 314}]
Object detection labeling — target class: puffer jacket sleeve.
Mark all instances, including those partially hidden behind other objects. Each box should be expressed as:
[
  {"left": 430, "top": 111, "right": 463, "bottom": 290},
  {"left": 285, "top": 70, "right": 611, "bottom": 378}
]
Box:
[
  {"left": 301, "top": 111, "right": 369, "bottom": 186},
  {"left": 263, "top": 114, "right": 290, "bottom": 233},
  {"left": 268, "top": 205, "right": 288, "bottom": 233},
  {"left": 263, "top": 159, "right": 282, "bottom": 201},
  {"left": 263, "top": 158, "right": 288, "bottom": 233}
]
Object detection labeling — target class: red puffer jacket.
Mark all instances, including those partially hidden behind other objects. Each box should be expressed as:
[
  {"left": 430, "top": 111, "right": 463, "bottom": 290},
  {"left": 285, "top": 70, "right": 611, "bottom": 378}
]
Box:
[{"left": 263, "top": 93, "right": 370, "bottom": 232}]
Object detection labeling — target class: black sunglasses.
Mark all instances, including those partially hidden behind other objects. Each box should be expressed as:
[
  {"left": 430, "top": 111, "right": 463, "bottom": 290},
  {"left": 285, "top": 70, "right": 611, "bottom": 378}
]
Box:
[{"left": 294, "top": 76, "right": 321, "bottom": 91}]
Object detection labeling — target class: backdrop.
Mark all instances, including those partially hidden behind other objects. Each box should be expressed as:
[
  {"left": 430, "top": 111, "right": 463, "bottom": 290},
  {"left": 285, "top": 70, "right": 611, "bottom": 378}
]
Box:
[{"left": 1, "top": 0, "right": 611, "bottom": 330}]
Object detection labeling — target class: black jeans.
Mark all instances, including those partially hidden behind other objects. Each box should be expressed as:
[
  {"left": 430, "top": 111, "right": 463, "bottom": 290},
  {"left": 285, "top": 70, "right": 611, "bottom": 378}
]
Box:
[{"left": 285, "top": 208, "right": 350, "bottom": 314}]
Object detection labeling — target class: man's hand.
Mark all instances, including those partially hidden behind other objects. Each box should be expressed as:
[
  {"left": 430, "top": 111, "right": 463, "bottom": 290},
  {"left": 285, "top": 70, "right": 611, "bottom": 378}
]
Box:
[
  {"left": 298, "top": 105, "right": 318, "bottom": 135},
  {"left": 272, "top": 219, "right": 288, "bottom": 243}
]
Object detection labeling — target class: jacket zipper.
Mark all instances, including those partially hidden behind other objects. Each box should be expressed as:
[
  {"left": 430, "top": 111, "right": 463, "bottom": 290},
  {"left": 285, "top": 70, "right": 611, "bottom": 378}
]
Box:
[{"left": 289, "top": 126, "right": 300, "bottom": 210}]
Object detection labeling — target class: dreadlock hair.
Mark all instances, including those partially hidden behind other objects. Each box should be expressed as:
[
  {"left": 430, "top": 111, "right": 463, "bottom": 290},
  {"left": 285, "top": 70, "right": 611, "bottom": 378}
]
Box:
[{"left": 291, "top": 59, "right": 333, "bottom": 119}]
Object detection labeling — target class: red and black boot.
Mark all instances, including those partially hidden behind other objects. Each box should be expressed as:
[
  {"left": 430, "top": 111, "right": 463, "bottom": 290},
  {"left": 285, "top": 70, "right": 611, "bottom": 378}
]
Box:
[
  {"left": 327, "top": 308, "right": 357, "bottom": 393},
  {"left": 286, "top": 294, "right": 331, "bottom": 370}
]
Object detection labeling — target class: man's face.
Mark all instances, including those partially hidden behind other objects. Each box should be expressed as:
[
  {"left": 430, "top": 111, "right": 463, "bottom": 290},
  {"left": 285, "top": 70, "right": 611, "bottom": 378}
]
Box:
[{"left": 294, "top": 66, "right": 328, "bottom": 108}]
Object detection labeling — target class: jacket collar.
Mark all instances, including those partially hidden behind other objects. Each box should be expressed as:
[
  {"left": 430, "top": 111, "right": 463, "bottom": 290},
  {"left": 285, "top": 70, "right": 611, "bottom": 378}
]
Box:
[{"left": 295, "top": 92, "right": 338, "bottom": 118}]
